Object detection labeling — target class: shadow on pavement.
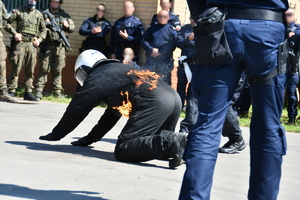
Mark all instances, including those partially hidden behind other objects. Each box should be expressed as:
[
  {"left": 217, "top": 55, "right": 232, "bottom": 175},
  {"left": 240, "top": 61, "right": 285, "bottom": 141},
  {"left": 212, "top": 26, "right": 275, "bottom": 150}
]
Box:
[
  {"left": 5, "top": 141, "right": 171, "bottom": 170},
  {"left": 71, "top": 137, "right": 117, "bottom": 145},
  {"left": 5, "top": 141, "right": 115, "bottom": 161},
  {"left": 100, "top": 138, "right": 117, "bottom": 144},
  {"left": 0, "top": 183, "right": 108, "bottom": 200}
]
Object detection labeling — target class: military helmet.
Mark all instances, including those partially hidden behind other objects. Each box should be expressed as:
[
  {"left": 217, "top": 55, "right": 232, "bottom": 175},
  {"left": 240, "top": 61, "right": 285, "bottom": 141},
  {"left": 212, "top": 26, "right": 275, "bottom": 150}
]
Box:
[
  {"left": 74, "top": 50, "right": 107, "bottom": 86},
  {"left": 50, "top": 0, "right": 63, "bottom": 3}
]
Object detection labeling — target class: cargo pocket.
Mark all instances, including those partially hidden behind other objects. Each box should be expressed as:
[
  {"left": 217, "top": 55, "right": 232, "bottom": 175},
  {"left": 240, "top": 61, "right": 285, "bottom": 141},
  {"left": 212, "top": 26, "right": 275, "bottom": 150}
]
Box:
[{"left": 193, "top": 7, "right": 233, "bottom": 65}]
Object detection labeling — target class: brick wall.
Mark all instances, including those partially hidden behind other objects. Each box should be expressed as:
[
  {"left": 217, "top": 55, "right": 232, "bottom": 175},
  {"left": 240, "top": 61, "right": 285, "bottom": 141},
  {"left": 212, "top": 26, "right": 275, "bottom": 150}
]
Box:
[
  {"left": 289, "top": 0, "right": 300, "bottom": 23},
  {"left": 4, "top": 0, "right": 189, "bottom": 94}
]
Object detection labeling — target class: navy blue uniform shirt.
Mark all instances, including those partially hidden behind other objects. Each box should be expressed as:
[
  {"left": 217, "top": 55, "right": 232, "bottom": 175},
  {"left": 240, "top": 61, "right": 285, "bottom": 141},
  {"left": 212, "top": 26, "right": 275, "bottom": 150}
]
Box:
[
  {"left": 142, "top": 23, "right": 177, "bottom": 61},
  {"left": 79, "top": 16, "right": 111, "bottom": 53},
  {"left": 188, "top": 0, "right": 289, "bottom": 22},
  {"left": 79, "top": 16, "right": 111, "bottom": 39},
  {"left": 176, "top": 24, "right": 195, "bottom": 58},
  {"left": 110, "top": 15, "right": 144, "bottom": 55},
  {"left": 150, "top": 12, "right": 181, "bottom": 31}
]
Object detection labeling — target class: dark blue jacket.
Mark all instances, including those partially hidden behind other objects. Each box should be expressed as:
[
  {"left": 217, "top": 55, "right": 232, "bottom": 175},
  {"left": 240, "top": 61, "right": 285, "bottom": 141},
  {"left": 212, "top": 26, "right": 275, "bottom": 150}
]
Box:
[
  {"left": 142, "top": 23, "right": 177, "bottom": 61},
  {"left": 79, "top": 16, "right": 111, "bottom": 52},
  {"left": 150, "top": 12, "right": 181, "bottom": 31},
  {"left": 110, "top": 15, "right": 144, "bottom": 55},
  {"left": 188, "top": 0, "right": 289, "bottom": 23},
  {"left": 176, "top": 24, "right": 195, "bottom": 58},
  {"left": 79, "top": 16, "right": 111, "bottom": 41}
]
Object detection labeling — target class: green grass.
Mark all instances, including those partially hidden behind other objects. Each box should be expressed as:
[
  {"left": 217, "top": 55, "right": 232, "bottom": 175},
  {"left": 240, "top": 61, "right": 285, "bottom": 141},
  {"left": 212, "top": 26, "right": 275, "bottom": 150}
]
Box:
[
  {"left": 15, "top": 88, "right": 300, "bottom": 133},
  {"left": 15, "top": 88, "right": 107, "bottom": 108},
  {"left": 239, "top": 107, "right": 300, "bottom": 133},
  {"left": 181, "top": 106, "right": 300, "bottom": 133}
]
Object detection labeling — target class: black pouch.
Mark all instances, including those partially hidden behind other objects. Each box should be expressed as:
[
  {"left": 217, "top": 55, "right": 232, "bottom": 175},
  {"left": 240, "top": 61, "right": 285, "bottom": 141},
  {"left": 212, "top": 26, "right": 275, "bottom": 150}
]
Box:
[{"left": 193, "top": 7, "right": 233, "bottom": 65}]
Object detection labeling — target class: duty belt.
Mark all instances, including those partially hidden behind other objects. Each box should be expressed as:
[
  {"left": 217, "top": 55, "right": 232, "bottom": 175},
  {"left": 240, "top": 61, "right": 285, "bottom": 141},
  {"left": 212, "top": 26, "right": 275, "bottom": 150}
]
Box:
[
  {"left": 227, "top": 8, "right": 285, "bottom": 24},
  {"left": 22, "top": 35, "right": 34, "bottom": 42}
]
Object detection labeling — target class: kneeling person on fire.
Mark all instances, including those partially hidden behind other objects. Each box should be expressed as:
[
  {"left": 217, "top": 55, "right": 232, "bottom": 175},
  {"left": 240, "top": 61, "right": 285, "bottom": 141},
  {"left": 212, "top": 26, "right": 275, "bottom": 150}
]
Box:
[{"left": 39, "top": 50, "right": 186, "bottom": 169}]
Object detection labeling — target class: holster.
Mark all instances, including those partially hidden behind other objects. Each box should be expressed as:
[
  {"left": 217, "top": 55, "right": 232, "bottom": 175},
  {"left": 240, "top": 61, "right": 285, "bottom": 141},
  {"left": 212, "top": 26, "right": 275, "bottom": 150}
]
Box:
[{"left": 247, "top": 39, "right": 288, "bottom": 85}]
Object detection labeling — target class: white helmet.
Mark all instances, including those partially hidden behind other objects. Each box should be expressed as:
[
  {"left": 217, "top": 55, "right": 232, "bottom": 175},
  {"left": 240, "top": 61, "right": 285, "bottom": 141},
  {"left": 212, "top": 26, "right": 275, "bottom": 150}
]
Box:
[{"left": 74, "top": 50, "right": 107, "bottom": 86}]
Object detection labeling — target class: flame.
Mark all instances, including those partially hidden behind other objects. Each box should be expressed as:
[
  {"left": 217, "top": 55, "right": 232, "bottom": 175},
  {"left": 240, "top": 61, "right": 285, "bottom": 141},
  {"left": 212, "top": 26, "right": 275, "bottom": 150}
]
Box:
[
  {"left": 113, "top": 91, "right": 132, "bottom": 118},
  {"left": 127, "top": 70, "right": 160, "bottom": 90}
]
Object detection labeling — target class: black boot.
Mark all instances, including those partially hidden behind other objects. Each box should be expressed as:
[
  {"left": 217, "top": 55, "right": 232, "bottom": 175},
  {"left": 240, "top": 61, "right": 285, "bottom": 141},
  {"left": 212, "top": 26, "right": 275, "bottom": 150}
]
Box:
[
  {"left": 0, "top": 89, "right": 18, "bottom": 103},
  {"left": 53, "top": 91, "right": 64, "bottom": 98},
  {"left": 219, "top": 136, "right": 246, "bottom": 154},
  {"left": 71, "top": 136, "right": 92, "bottom": 146},
  {"left": 35, "top": 91, "right": 43, "bottom": 100},
  {"left": 24, "top": 92, "right": 39, "bottom": 101},
  {"left": 169, "top": 132, "right": 188, "bottom": 169},
  {"left": 39, "top": 133, "right": 60, "bottom": 141},
  {"left": 287, "top": 118, "right": 296, "bottom": 125},
  {"left": 9, "top": 92, "right": 15, "bottom": 97}
]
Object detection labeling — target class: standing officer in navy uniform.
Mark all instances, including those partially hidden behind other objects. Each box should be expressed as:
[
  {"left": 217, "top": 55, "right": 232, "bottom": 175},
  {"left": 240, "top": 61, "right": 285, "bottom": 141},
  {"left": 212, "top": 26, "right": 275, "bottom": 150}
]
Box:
[
  {"left": 150, "top": 0, "right": 181, "bottom": 31},
  {"left": 79, "top": 4, "right": 111, "bottom": 56},
  {"left": 285, "top": 8, "right": 300, "bottom": 125},
  {"left": 176, "top": 17, "right": 197, "bottom": 132},
  {"left": 110, "top": 1, "right": 144, "bottom": 62},
  {"left": 179, "top": 1, "right": 288, "bottom": 200},
  {"left": 142, "top": 10, "right": 177, "bottom": 85}
]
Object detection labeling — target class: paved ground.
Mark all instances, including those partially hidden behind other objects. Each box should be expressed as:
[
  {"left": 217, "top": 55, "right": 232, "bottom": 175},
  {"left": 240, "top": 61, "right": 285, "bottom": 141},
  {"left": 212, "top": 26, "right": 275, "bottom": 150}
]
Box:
[{"left": 0, "top": 101, "right": 299, "bottom": 200}]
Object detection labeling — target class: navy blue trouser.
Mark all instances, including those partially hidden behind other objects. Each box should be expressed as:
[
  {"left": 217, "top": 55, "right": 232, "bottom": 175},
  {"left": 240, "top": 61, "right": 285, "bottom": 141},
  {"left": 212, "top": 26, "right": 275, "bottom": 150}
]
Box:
[
  {"left": 179, "top": 19, "right": 287, "bottom": 200},
  {"left": 286, "top": 71, "right": 299, "bottom": 119}
]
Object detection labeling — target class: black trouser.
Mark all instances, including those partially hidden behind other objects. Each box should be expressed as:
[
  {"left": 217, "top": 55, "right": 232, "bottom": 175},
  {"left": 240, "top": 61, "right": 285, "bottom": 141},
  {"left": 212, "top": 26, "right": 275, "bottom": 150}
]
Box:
[
  {"left": 235, "top": 78, "right": 252, "bottom": 115},
  {"left": 114, "top": 83, "right": 182, "bottom": 162},
  {"left": 222, "top": 77, "right": 244, "bottom": 139},
  {"left": 177, "top": 66, "right": 198, "bottom": 133}
]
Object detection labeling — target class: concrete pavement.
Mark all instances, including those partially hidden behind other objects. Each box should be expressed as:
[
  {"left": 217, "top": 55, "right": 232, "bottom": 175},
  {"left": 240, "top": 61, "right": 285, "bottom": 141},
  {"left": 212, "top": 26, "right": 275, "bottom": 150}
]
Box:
[{"left": 0, "top": 101, "right": 299, "bottom": 200}]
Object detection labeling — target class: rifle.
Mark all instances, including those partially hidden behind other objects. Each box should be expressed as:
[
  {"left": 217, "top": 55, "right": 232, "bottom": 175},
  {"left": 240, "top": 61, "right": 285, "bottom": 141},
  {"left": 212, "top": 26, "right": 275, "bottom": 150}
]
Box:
[{"left": 42, "top": 9, "right": 73, "bottom": 52}]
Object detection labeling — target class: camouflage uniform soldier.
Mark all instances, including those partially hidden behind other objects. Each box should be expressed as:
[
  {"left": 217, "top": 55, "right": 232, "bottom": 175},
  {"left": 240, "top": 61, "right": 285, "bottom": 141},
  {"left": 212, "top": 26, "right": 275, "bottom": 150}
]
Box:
[
  {"left": 5, "top": 0, "right": 47, "bottom": 101},
  {"left": 0, "top": 0, "right": 17, "bottom": 103},
  {"left": 35, "top": 0, "right": 75, "bottom": 99}
]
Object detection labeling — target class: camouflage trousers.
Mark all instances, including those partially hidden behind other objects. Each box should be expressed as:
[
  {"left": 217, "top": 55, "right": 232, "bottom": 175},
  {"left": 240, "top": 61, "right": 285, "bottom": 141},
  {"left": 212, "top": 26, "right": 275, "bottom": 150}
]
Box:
[
  {"left": 8, "top": 41, "right": 37, "bottom": 93},
  {"left": 0, "top": 31, "right": 7, "bottom": 90},
  {"left": 35, "top": 43, "right": 66, "bottom": 93}
]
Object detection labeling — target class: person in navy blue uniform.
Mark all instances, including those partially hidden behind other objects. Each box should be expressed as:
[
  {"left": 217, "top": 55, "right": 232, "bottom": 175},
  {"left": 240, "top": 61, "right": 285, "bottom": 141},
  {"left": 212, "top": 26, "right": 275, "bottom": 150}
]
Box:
[
  {"left": 179, "top": 1, "right": 288, "bottom": 200},
  {"left": 176, "top": 17, "right": 197, "bottom": 132},
  {"left": 142, "top": 10, "right": 178, "bottom": 85},
  {"left": 79, "top": 4, "right": 111, "bottom": 55},
  {"left": 150, "top": 0, "right": 181, "bottom": 31},
  {"left": 285, "top": 8, "right": 300, "bottom": 125},
  {"left": 110, "top": 1, "right": 144, "bottom": 62},
  {"left": 122, "top": 47, "right": 140, "bottom": 68}
]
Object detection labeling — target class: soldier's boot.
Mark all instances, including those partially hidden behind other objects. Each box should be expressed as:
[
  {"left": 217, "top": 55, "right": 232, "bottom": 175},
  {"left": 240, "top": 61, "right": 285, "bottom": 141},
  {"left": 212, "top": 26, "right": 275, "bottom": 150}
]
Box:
[
  {"left": 0, "top": 89, "right": 18, "bottom": 103},
  {"left": 219, "top": 135, "right": 246, "bottom": 154},
  {"left": 9, "top": 92, "right": 16, "bottom": 97},
  {"left": 24, "top": 92, "right": 39, "bottom": 101},
  {"left": 169, "top": 132, "right": 188, "bottom": 169},
  {"left": 71, "top": 136, "right": 93, "bottom": 146},
  {"left": 287, "top": 118, "right": 296, "bottom": 125},
  {"left": 53, "top": 91, "right": 64, "bottom": 99},
  {"left": 35, "top": 91, "right": 43, "bottom": 100}
]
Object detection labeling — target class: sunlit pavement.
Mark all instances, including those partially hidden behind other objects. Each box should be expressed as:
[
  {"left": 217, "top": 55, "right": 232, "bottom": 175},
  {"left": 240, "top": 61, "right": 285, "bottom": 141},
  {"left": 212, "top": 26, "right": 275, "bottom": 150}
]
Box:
[{"left": 0, "top": 101, "right": 299, "bottom": 200}]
